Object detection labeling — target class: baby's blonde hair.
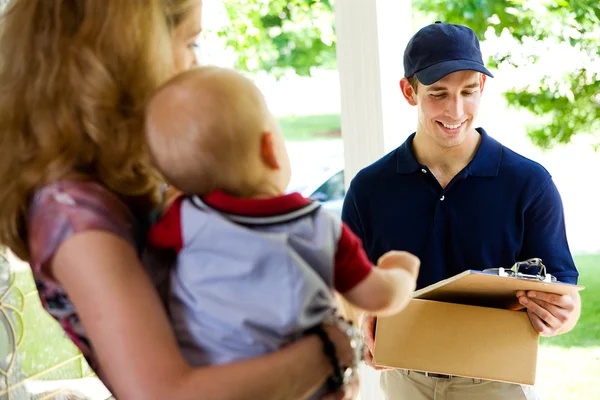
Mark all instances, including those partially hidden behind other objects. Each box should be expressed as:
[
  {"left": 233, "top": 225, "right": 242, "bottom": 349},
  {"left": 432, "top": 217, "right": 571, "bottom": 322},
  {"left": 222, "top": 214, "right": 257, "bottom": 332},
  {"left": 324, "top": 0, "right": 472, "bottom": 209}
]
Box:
[{"left": 146, "top": 66, "right": 271, "bottom": 196}]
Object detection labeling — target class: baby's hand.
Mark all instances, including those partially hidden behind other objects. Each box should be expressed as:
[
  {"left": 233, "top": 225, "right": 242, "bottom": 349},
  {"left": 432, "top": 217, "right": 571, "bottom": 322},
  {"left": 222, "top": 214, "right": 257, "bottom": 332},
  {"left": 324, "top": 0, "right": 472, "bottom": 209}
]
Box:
[{"left": 377, "top": 251, "right": 420, "bottom": 279}]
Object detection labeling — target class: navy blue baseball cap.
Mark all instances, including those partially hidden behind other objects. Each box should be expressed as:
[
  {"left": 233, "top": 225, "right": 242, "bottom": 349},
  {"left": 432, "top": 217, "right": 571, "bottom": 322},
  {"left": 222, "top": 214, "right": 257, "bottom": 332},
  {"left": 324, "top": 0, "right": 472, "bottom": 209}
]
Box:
[{"left": 404, "top": 22, "right": 493, "bottom": 85}]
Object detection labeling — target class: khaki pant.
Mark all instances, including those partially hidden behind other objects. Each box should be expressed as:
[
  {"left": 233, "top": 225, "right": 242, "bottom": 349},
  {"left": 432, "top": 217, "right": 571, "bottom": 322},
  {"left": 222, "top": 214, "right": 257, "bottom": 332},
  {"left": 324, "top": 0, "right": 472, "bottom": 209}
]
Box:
[{"left": 380, "top": 369, "right": 541, "bottom": 400}]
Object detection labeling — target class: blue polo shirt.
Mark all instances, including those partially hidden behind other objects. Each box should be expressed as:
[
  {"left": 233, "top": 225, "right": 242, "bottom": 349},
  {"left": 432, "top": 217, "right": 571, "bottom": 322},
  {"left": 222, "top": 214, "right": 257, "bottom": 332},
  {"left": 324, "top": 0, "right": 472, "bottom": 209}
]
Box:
[{"left": 342, "top": 128, "right": 578, "bottom": 290}]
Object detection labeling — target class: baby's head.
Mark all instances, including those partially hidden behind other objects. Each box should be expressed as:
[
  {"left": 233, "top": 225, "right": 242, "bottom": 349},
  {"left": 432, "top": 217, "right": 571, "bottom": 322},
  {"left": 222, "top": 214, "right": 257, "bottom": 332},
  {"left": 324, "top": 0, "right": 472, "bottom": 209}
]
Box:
[{"left": 145, "top": 66, "right": 291, "bottom": 197}]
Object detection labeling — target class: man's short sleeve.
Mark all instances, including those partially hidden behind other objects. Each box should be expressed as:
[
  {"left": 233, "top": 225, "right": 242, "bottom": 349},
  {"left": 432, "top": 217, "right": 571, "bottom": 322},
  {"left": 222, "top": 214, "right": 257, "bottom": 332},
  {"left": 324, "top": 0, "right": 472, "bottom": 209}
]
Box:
[{"left": 520, "top": 177, "right": 579, "bottom": 284}]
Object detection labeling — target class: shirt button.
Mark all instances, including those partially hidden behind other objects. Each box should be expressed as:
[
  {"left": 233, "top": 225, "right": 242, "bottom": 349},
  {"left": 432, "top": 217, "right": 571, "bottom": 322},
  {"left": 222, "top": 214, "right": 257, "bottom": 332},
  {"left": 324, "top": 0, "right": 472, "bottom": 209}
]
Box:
[
  {"left": 440, "top": 195, "right": 445, "bottom": 201},
  {"left": 421, "top": 168, "right": 427, "bottom": 174}
]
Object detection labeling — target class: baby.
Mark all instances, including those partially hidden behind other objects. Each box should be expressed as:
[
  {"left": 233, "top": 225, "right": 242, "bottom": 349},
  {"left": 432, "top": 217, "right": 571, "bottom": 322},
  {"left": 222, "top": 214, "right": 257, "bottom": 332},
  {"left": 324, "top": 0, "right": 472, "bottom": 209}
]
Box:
[{"left": 145, "top": 66, "right": 419, "bottom": 393}]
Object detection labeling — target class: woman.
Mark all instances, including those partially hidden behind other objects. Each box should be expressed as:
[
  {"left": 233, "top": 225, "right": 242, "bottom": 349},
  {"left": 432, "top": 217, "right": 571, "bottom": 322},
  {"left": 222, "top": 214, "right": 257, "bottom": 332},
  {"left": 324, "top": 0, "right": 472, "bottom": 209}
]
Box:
[{"left": 0, "top": 1, "right": 358, "bottom": 399}]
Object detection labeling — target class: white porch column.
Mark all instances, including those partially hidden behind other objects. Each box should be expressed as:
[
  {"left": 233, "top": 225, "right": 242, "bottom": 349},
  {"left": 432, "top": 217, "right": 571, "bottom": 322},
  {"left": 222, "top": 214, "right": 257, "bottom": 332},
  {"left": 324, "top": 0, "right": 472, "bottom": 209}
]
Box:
[
  {"left": 335, "top": 0, "right": 415, "bottom": 187},
  {"left": 334, "top": 2, "right": 414, "bottom": 399}
]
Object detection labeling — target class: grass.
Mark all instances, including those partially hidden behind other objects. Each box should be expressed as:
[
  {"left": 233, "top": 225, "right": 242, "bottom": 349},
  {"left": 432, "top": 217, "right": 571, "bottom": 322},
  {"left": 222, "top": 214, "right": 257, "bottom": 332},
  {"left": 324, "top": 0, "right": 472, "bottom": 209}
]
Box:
[
  {"left": 278, "top": 113, "right": 341, "bottom": 141},
  {"left": 540, "top": 253, "right": 600, "bottom": 348},
  {"left": 536, "top": 346, "right": 600, "bottom": 400}
]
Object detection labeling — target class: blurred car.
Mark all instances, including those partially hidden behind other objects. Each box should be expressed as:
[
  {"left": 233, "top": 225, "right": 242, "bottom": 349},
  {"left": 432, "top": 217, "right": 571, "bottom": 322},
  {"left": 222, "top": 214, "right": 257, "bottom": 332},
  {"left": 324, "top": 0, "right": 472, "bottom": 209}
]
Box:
[{"left": 288, "top": 166, "right": 345, "bottom": 217}]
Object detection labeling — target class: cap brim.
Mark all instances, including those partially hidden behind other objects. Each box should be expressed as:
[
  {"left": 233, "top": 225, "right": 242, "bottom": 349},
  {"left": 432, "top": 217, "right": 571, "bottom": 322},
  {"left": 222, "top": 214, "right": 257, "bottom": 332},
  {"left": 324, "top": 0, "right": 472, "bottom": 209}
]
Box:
[{"left": 415, "top": 60, "right": 493, "bottom": 85}]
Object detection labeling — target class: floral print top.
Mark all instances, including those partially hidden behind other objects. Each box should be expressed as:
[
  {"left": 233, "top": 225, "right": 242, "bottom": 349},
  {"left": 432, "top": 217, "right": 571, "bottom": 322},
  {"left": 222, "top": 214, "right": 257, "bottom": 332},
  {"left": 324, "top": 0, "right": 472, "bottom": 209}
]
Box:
[{"left": 28, "top": 180, "right": 143, "bottom": 380}]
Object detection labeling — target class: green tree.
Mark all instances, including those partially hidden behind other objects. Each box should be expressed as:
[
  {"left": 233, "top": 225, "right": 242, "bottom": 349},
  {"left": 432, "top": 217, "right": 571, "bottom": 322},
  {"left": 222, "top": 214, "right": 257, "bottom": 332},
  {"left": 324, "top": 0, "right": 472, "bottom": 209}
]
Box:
[
  {"left": 415, "top": 0, "right": 600, "bottom": 148},
  {"left": 219, "top": 0, "right": 336, "bottom": 77},
  {"left": 220, "top": 0, "right": 600, "bottom": 149}
]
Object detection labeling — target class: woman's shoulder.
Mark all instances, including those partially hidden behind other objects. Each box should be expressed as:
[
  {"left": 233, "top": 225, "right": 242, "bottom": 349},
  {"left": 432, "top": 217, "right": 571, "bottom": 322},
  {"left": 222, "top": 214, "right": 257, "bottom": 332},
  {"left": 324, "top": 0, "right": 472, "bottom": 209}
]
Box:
[
  {"left": 31, "top": 180, "right": 133, "bottom": 215},
  {"left": 28, "top": 180, "right": 137, "bottom": 271}
]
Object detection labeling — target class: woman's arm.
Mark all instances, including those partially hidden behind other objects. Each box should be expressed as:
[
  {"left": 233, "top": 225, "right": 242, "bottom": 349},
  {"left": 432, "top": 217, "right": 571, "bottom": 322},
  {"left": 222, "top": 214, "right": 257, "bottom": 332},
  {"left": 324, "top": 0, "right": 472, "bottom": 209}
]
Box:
[{"left": 52, "top": 231, "right": 343, "bottom": 400}]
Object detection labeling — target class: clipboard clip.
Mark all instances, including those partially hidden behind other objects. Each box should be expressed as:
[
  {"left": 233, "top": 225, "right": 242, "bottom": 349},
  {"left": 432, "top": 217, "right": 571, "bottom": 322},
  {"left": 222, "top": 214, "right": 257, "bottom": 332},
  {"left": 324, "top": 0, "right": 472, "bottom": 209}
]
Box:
[{"left": 485, "top": 258, "right": 557, "bottom": 283}]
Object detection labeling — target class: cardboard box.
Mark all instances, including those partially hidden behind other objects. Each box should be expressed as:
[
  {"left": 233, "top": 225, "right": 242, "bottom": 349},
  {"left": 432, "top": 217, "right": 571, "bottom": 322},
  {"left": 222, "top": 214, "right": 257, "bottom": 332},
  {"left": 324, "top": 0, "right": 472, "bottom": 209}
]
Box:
[{"left": 373, "top": 270, "right": 584, "bottom": 385}]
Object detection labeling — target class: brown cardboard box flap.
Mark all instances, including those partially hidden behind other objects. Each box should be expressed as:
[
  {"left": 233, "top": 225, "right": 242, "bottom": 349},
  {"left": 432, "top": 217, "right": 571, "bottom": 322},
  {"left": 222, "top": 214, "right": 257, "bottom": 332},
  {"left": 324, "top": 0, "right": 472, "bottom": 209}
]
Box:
[
  {"left": 413, "top": 270, "right": 584, "bottom": 309},
  {"left": 373, "top": 299, "right": 539, "bottom": 384}
]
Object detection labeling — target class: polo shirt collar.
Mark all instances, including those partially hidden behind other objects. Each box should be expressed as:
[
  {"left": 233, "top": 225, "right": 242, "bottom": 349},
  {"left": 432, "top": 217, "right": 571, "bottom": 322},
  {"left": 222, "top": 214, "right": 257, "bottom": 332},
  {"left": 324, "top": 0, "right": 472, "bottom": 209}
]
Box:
[
  {"left": 395, "top": 127, "right": 502, "bottom": 177},
  {"left": 396, "top": 133, "right": 421, "bottom": 174},
  {"left": 467, "top": 128, "right": 502, "bottom": 177},
  {"left": 200, "top": 191, "right": 313, "bottom": 217}
]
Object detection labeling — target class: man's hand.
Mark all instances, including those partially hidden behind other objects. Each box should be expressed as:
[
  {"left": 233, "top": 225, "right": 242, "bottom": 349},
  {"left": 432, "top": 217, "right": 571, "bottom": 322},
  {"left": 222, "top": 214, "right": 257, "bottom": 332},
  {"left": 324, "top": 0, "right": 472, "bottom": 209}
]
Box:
[
  {"left": 516, "top": 290, "right": 581, "bottom": 337},
  {"left": 358, "top": 313, "right": 393, "bottom": 371}
]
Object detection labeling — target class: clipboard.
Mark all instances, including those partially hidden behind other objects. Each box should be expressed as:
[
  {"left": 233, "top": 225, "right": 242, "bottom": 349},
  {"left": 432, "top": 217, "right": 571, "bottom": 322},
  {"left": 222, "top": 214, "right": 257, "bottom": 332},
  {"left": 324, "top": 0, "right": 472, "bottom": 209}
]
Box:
[{"left": 414, "top": 261, "right": 584, "bottom": 310}]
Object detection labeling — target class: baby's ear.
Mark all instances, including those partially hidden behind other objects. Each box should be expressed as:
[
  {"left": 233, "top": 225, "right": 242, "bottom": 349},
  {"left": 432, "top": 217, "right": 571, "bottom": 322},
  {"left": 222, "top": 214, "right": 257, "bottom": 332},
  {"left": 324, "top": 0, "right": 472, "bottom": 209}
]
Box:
[{"left": 260, "top": 131, "right": 280, "bottom": 170}]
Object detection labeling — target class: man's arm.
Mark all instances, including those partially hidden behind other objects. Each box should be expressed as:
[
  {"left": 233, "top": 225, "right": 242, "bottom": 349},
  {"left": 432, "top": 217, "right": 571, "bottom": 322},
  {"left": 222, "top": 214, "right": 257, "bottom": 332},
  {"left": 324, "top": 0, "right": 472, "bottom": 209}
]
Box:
[{"left": 517, "top": 177, "right": 581, "bottom": 336}]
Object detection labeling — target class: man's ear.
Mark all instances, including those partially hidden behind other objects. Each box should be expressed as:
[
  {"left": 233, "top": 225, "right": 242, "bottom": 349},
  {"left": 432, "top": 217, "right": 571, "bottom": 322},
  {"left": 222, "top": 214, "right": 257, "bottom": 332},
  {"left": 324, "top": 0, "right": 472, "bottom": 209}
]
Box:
[
  {"left": 260, "top": 132, "right": 280, "bottom": 170},
  {"left": 479, "top": 73, "right": 487, "bottom": 94},
  {"left": 399, "top": 78, "right": 418, "bottom": 106}
]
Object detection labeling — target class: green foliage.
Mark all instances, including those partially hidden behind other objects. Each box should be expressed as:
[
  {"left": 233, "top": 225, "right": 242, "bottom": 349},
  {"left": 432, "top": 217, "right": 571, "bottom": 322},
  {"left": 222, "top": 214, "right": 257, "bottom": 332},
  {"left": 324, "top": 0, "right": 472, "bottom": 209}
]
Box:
[
  {"left": 219, "top": 0, "right": 336, "bottom": 77},
  {"left": 412, "top": 0, "right": 600, "bottom": 148}
]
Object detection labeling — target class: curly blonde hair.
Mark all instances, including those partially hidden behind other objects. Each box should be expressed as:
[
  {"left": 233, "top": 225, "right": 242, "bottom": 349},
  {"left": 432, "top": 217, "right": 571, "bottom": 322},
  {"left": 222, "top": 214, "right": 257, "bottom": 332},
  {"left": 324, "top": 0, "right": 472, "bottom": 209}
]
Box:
[{"left": 0, "top": 0, "right": 200, "bottom": 260}]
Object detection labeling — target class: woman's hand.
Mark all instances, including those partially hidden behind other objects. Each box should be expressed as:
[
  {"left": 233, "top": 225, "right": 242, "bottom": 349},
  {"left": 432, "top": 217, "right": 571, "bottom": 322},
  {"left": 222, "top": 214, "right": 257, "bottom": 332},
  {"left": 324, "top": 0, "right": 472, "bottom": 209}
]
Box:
[
  {"left": 319, "top": 320, "right": 362, "bottom": 400},
  {"left": 323, "top": 322, "right": 356, "bottom": 369},
  {"left": 322, "top": 374, "right": 360, "bottom": 400}
]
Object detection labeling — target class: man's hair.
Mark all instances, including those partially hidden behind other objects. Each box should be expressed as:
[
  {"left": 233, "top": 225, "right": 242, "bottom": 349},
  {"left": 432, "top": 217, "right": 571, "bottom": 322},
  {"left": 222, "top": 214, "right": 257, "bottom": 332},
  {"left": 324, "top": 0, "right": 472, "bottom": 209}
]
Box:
[{"left": 407, "top": 75, "right": 419, "bottom": 93}]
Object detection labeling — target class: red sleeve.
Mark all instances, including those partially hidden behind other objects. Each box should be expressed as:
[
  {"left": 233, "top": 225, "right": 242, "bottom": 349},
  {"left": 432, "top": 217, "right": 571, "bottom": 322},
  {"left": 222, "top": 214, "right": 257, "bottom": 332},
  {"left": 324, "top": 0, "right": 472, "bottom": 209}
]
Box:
[
  {"left": 334, "top": 222, "right": 373, "bottom": 293},
  {"left": 147, "top": 196, "right": 184, "bottom": 253}
]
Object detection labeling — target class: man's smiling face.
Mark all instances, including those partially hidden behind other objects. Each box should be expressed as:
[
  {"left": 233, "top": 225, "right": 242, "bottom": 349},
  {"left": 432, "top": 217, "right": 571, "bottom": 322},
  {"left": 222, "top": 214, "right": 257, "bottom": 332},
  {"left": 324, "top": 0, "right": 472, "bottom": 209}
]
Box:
[{"left": 414, "top": 70, "right": 486, "bottom": 149}]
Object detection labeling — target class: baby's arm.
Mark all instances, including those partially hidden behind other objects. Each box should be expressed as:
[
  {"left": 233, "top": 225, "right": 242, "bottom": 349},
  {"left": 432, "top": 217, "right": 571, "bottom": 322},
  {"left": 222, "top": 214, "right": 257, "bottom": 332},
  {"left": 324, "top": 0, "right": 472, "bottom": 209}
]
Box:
[
  {"left": 342, "top": 251, "right": 419, "bottom": 317},
  {"left": 333, "top": 222, "right": 420, "bottom": 317}
]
